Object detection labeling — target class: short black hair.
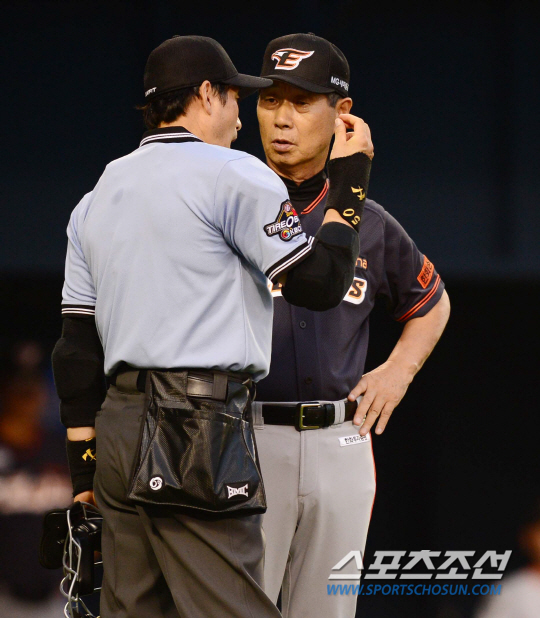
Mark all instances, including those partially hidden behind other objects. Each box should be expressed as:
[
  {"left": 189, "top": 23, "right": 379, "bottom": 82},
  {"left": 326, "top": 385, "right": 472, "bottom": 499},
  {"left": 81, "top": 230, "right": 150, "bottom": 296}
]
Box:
[
  {"left": 326, "top": 92, "right": 343, "bottom": 107},
  {"left": 138, "top": 82, "right": 230, "bottom": 130}
]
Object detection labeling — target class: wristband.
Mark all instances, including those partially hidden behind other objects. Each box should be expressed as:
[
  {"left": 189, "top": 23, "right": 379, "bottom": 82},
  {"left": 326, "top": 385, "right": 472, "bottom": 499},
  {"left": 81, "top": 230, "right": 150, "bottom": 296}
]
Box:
[
  {"left": 66, "top": 437, "right": 96, "bottom": 497},
  {"left": 324, "top": 152, "right": 372, "bottom": 231}
]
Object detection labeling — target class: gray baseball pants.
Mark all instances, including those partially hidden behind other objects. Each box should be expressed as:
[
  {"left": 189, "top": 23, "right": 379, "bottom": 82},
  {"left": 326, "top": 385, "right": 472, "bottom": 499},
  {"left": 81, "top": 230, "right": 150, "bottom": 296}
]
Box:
[
  {"left": 94, "top": 378, "right": 281, "bottom": 618},
  {"left": 253, "top": 406, "right": 376, "bottom": 618}
]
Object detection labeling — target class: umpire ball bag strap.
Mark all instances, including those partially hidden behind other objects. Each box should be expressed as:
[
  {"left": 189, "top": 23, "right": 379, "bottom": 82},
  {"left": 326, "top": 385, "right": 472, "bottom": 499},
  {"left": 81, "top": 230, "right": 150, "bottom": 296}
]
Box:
[{"left": 127, "top": 370, "right": 267, "bottom": 516}]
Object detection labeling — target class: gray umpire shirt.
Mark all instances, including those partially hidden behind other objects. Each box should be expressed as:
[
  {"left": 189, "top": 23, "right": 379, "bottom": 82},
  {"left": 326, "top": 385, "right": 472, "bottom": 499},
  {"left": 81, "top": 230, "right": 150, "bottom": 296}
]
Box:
[{"left": 61, "top": 126, "right": 315, "bottom": 380}]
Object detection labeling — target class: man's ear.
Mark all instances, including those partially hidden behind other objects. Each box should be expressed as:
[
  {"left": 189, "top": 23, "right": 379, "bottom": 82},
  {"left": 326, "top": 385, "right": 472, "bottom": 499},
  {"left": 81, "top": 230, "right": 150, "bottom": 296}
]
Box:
[
  {"left": 198, "top": 80, "right": 213, "bottom": 115},
  {"left": 336, "top": 97, "right": 353, "bottom": 116}
]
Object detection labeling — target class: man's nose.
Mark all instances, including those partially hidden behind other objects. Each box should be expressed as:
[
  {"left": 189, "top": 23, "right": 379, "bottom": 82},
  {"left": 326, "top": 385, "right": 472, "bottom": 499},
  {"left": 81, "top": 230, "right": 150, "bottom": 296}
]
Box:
[
  {"left": 236, "top": 117, "right": 242, "bottom": 132},
  {"left": 274, "top": 102, "right": 294, "bottom": 129}
]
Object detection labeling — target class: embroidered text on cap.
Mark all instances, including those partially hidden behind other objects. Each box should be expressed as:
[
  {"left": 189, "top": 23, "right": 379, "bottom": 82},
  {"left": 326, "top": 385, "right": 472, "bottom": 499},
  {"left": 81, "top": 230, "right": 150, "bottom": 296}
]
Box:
[{"left": 330, "top": 76, "right": 349, "bottom": 92}]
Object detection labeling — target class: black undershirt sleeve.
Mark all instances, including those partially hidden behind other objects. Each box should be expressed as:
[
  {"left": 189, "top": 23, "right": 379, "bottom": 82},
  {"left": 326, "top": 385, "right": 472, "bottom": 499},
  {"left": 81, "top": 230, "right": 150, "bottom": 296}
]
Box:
[
  {"left": 282, "top": 222, "right": 359, "bottom": 311},
  {"left": 51, "top": 315, "right": 107, "bottom": 428}
]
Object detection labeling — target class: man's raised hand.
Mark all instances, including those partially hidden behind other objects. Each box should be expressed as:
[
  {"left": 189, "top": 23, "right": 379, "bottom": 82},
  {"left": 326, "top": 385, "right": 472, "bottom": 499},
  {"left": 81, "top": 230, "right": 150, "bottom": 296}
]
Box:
[{"left": 330, "top": 114, "right": 374, "bottom": 160}]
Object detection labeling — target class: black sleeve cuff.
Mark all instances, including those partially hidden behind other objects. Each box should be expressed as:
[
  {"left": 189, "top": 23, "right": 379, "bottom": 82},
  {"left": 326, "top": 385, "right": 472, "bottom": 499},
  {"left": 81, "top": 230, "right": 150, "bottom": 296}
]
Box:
[{"left": 66, "top": 437, "right": 96, "bottom": 496}]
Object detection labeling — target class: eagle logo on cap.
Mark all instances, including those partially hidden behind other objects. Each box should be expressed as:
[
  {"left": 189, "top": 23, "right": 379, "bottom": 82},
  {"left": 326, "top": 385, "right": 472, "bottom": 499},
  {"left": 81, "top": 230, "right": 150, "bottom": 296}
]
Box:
[{"left": 271, "top": 48, "right": 314, "bottom": 70}]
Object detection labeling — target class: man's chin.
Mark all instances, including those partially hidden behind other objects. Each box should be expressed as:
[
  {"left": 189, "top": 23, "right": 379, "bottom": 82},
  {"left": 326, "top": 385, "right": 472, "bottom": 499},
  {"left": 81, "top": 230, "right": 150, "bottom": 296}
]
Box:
[
  {"left": 268, "top": 150, "right": 300, "bottom": 169},
  {"left": 223, "top": 132, "right": 237, "bottom": 149}
]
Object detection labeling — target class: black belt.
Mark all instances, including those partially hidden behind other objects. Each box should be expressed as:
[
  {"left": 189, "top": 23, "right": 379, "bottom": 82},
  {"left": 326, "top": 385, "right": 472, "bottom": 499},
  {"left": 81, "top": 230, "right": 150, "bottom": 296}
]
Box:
[
  {"left": 108, "top": 365, "right": 252, "bottom": 402},
  {"left": 261, "top": 400, "right": 357, "bottom": 431}
]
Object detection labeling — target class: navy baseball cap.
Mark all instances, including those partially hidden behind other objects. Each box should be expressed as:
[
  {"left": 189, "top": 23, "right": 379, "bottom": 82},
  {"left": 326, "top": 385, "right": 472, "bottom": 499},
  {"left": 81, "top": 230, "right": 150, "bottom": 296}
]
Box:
[
  {"left": 260, "top": 33, "right": 350, "bottom": 98},
  {"left": 144, "top": 36, "right": 272, "bottom": 101}
]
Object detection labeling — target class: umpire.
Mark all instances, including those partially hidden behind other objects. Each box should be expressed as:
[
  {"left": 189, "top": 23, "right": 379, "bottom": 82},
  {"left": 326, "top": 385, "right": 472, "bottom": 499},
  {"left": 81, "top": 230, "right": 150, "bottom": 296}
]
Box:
[{"left": 51, "top": 35, "right": 373, "bottom": 618}]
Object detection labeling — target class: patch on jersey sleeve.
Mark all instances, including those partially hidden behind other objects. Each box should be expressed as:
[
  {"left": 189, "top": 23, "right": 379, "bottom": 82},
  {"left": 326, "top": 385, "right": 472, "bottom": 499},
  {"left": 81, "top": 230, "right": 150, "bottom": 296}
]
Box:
[
  {"left": 417, "top": 255, "right": 434, "bottom": 289},
  {"left": 264, "top": 200, "right": 303, "bottom": 242}
]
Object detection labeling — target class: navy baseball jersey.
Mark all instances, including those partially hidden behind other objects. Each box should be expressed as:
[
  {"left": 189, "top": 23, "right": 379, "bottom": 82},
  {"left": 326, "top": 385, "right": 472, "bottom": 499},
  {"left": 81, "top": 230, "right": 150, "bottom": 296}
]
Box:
[
  {"left": 61, "top": 127, "right": 315, "bottom": 380},
  {"left": 256, "top": 169, "right": 445, "bottom": 401}
]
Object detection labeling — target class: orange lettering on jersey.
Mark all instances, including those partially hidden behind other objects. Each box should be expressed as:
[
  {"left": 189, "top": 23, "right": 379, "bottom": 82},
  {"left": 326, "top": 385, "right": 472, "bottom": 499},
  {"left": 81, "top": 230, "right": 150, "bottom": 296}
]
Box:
[
  {"left": 344, "top": 277, "right": 367, "bottom": 305},
  {"left": 417, "top": 256, "right": 434, "bottom": 289},
  {"left": 355, "top": 257, "right": 368, "bottom": 270},
  {"left": 349, "top": 279, "right": 365, "bottom": 298}
]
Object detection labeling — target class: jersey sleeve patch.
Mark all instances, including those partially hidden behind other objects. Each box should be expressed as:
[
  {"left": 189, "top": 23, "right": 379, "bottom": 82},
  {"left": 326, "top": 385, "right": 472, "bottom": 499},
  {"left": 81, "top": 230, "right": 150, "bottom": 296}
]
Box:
[
  {"left": 396, "top": 275, "right": 441, "bottom": 322},
  {"left": 417, "top": 255, "right": 434, "bottom": 289},
  {"left": 264, "top": 200, "right": 303, "bottom": 242}
]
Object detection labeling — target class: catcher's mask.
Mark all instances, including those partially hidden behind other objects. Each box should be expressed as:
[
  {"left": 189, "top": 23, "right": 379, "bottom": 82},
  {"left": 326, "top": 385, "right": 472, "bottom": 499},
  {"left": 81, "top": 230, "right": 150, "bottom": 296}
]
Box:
[{"left": 39, "top": 501, "right": 102, "bottom": 618}]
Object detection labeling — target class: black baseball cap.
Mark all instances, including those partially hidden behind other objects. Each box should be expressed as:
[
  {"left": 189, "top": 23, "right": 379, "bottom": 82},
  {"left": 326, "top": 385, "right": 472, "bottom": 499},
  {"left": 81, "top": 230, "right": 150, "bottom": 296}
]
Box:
[
  {"left": 144, "top": 35, "right": 272, "bottom": 101},
  {"left": 260, "top": 33, "right": 350, "bottom": 98}
]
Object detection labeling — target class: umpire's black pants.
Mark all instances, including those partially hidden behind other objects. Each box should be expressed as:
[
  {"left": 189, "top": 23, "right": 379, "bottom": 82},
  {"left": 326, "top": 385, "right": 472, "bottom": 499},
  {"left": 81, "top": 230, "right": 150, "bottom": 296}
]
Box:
[{"left": 94, "top": 373, "right": 281, "bottom": 618}]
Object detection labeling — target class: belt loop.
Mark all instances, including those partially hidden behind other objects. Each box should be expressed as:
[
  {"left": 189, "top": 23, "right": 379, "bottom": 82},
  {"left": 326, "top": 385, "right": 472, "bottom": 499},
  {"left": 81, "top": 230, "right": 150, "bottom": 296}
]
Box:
[
  {"left": 136, "top": 369, "right": 148, "bottom": 393},
  {"left": 334, "top": 400, "right": 346, "bottom": 426},
  {"left": 115, "top": 369, "right": 140, "bottom": 394},
  {"left": 212, "top": 371, "right": 228, "bottom": 401}
]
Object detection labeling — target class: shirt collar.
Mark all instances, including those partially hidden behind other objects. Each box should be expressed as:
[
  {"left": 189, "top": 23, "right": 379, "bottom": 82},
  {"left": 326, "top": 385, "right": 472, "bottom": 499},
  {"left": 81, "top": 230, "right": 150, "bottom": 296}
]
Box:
[
  {"left": 278, "top": 168, "right": 329, "bottom": 215},
  {"left": 139, "top": 126, "right": 203, "bottom": 148}
]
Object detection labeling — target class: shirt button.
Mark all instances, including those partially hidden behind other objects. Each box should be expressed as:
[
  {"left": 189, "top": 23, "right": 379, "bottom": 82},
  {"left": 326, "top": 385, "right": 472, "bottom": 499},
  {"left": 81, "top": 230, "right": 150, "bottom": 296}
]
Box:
[
  {"left": 304, "top": 377, "right": 313, "bottom": 385},
  {"left": 299, "top": 321, "right": 307, "bottom": 328}
]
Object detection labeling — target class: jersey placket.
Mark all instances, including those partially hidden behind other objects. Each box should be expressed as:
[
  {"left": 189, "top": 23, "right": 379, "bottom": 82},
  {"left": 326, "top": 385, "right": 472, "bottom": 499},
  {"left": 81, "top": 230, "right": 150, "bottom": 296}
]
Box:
[
  {"left": 290, "top": 305, "right": 322, "bottom": 401},
  {"left": 289, "top": 184, "right": 326, "bottom": 402}
]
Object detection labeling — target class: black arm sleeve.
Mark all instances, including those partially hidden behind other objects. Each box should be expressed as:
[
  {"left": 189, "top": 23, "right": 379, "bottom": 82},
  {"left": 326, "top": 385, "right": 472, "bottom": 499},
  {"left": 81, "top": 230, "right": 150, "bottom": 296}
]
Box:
[
  {"left": 324, "top": 152, "right": 372, "bottom": 231},
  {"left": 51, "top": 316, "right": 107, "bottom": 428},
  {"left": 281, "top": 222, "right": 359, "bottom": 311}
]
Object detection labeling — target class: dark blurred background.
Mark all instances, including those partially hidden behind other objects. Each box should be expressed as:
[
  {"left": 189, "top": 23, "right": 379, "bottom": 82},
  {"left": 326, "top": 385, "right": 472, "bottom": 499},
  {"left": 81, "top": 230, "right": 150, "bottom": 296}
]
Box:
[{"left": 1, "top": 1, "right": 539, "bottom": 616}]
